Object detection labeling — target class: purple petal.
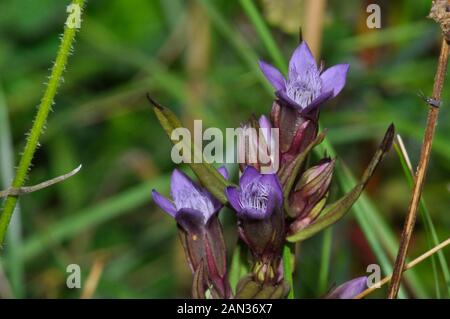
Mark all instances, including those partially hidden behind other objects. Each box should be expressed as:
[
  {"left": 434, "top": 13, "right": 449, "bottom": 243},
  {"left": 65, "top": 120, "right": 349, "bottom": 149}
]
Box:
[
  {"left": 275, "top": 90, "right": 303, "bottom": 110},
  {"left": 239, "top": 166, "right": 261, "bottom": 188},
  {"left": 261, "top": 174, "right": 282, "bottom": 203},
  {"left": 288, "top": 41, "right": 317, "bottom": 79},
  {"left": 326, "top": 276, "right": 368, "bottom": 299},
  {"left": 225, "top": 186, "right": 242, "bottom": 213},
  {"left": 260, "top": 174, "right": 283, "bottom": 216},
  {"left": 240, "top": 206, "right": 269, "bottom": 220},
  {"left": 152, "top": 190, "right": 177, "bottom": 217},
  {"left": 210, "top": 167, "right": 229, "bottom": 212},
  {"left": 171, "top": 169, "right": 217, "bottom": 219},
  {"left": 258, "top": 115, "right": 272, "bottom": 130},
  {"left": 176, "top": 208, "right": 206, "bottom": 234},
  {"left": 258, "top": 115, "right": 272, "bottom": 144},
  {"left": 217, "top": 166, "right": 229, "bottom": 180},
  {"left": 320, "top": 64, "right": 349, "bottom": 98},
  {"left": 170, "top": 169, "right": 199, "bottom": 202},
  {"left": 258, "top": 60, "right": 286, "bottom": 91},
  {"left": 301, "top": 90, "right": 333, "bottom": 114}
]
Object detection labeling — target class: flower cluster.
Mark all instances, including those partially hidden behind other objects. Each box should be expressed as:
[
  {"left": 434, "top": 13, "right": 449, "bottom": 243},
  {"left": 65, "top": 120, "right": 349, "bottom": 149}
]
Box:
[{"left": 152, "top": 41, "right": 394, "bottom": 299}]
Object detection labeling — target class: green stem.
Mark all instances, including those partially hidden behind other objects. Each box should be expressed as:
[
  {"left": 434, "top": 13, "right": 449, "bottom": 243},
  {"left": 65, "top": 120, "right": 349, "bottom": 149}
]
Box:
[
  {"left": 283, "top": 245, "right": 294, "bottom": 299},
  {"left": 239, "top": 0, "right": 286, "bottom": 72},
  {"left": 318, "top": 228, "right": 333, "bottom": 293},
  {"left": 0, "top": 0, "right": 86, "bottom": 245},
  {"left": 0, "top": 85, "right": 24, "bottom": 297}
]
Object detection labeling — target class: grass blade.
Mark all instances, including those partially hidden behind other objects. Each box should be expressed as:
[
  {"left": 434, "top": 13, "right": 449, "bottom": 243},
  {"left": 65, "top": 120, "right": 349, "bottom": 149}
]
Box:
[
  {"left": 18, "top": 176, "right": 168, "bottom": 262},
  {"left": 318, "top": 228, "right": 332, "bottom": 294},
  {"left": 0, "top": 85, "right": 25, "bottom": 297},
  {"left": 239, "top": 0, "right": 286, "bottom": 72},
  {"left": 394, "top": 135, "right": 450, "bottom": 297},
  {"left": 283, "top": 245, "right": 294, "bottom": 299}
]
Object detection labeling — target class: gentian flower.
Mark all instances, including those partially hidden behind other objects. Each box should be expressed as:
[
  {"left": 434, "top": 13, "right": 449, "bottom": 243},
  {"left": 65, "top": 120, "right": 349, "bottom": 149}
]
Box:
[
  {"left": 152, "top": 166, "right": 230, "bottom": 298},
  {"left": 259, "top": 41, "right": 349, "bottom": 113},
  {"left": 226, "top": 166, "right": 284, "bottom": 283},
  {"left": 325, "top": 276, "right": 368, "bottom": 299},
  {"left": 152, "top": 167, "right": 228, "bottom": 233},
  {"left": 225, "top": 166, "right": 282, "bottom": 220}
]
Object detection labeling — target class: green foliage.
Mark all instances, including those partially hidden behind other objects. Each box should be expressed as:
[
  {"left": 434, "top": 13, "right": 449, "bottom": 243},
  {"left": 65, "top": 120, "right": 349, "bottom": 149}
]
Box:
[{"left": 0, "top": 0, "right": 448, "bottom": 298}]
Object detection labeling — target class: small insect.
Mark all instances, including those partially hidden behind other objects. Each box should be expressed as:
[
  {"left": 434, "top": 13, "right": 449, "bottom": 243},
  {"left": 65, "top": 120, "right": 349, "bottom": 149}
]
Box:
[{"left": 418, "top": 91, "right": 441, "bottom": 108}]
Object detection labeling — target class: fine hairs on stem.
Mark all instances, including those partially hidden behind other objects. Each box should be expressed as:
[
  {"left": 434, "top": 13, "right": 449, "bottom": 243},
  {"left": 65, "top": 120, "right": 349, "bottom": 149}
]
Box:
[{"left": 0, "top": 0, "right": 86, "bottom": 245}]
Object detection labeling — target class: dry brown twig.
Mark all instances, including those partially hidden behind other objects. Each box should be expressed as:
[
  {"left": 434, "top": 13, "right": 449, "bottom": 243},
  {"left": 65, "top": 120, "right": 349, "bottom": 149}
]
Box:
[
  {"left": 0, "top": 165, "right": 82, "bottom": 198},
  {"left": 356, "top": 238, "right": 450, "bottom": 299},
  {"left": 387, "top": 0, "right": 449, "bottom": 299}
]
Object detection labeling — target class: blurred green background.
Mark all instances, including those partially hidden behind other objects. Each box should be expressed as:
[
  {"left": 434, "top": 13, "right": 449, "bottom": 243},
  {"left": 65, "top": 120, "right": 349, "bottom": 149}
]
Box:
[{"left": 0, "top": 0, "right": 448, "bottom": 298}]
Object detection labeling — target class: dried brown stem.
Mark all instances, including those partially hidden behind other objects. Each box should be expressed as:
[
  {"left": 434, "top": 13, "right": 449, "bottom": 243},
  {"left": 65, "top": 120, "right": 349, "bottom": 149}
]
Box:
[
  {"left": 356, "top": 238, "right": 450, "bottom": 299},
  {"left": 387, "top": 8, "right": 449, "bottom": 298}
]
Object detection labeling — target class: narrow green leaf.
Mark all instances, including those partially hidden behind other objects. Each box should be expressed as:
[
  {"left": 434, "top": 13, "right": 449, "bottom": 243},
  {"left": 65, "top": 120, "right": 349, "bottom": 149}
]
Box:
[
  {"left": 287, "top": 124, "right": 394, "bottom": 242},
  {"left": 151, "top": 101, "right": 232, "bottom": 204},
  {"left": 239, "top": 0, "right": 286, "bottom": 72},
  {"left": 282, "top": 245, "right": 294, "bottom": 299},
  {"left": 318, "top": 228, "right": 333, "bottom": 294},
  {"left": 229, "top": 244, "right": 247, "bottom": 294},
  {"left": 394, "top": 140, "right": 450, "bottom": 297},
  {"left": 19, "top": 178, "right": 168, "bottom": 262}
]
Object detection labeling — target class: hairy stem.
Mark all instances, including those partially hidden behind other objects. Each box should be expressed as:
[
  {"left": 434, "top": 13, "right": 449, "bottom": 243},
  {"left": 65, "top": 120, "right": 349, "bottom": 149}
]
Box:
[
  {"left": 0, "top": 0, "right": 86, "bottom": 245},
  {"left": 387, "top": 15, "right": 449, "bottom": 297}
]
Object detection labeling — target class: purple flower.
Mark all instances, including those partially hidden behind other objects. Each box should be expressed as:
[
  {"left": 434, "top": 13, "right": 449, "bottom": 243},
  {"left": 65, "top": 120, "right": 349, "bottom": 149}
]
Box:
[
  {"left": 259, "top": 41, "right": 349, "bottom": 113},
  {"left": 226, "top": 166, "right": 282, "bottom": 220},
  {"left": 152, "top": 166, "right": 229, "bottom": 232},
  {"left": 152, "top": 166, "right": 231, "bottom": 298},
  {"left": 325, "top": 276, "right": 368, "bottom": 299}
]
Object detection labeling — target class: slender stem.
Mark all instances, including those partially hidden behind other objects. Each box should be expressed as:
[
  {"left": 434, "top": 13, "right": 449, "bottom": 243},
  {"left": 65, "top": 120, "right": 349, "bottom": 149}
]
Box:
[
  {"left": 356, "top": 238, "right": 450, "bottom": 299},
  {"left": 239, "top": 0, "right": 286, "bottom": 72},
  {"left": 395, "top": 134, "right": 450, "bottom": 297},
  {"left": 387, "top": 35, "right": 449, "bottom": 298},
  {"left": 283, "top": 245, "right": 294, "bottom": 299},
  {"left": 0, "top": 0, "right": 85, "bottom": 245},
  {"left": 318, "top": 228, "right": 332, "bottom": 293}
]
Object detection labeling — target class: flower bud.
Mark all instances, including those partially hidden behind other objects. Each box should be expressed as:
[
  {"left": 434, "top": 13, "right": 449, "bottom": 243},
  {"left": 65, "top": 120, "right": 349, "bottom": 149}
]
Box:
[
  {"left": 288, "top": 158, "right": 335, "bottom": 233},
  {"left": 325, "top": 276, "right": 368, "bottom": 299}
]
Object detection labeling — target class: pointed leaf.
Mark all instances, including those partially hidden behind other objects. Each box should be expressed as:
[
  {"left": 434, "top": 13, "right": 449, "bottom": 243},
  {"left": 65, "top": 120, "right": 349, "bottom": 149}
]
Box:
[
  {"left": 287, "top": 124, "right": 395, "bottom": 242},
  {"left": 152, "top": 100, "right": 233, "bottom": 204}
]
